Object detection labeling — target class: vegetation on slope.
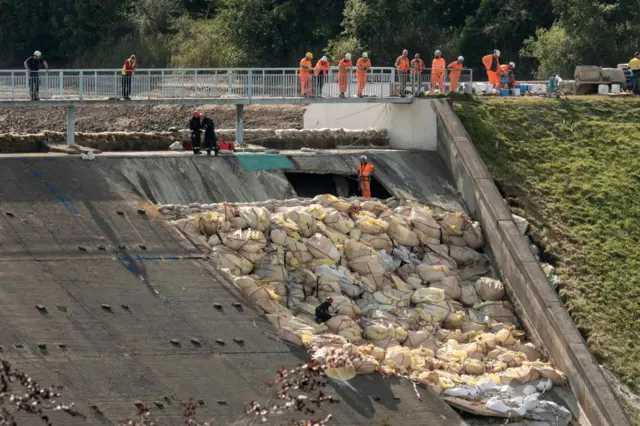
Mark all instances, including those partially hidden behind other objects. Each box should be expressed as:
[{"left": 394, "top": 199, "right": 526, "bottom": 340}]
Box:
[{"left": 455, "top": 97, "right": 640, "bottom": 420}]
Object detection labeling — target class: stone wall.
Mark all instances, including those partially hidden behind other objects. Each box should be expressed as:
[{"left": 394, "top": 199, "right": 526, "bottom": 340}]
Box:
[{"left": 0, "top": 128, "right": 389, "bottom": 153}]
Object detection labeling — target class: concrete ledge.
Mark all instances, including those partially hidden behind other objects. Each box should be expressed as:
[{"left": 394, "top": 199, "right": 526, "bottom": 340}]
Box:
[
  {"left": 0, "top": 96, "right": 414, "bottom": 108},
  {"left": 432, "top": 99, "right": 630, "bottom": 426}
]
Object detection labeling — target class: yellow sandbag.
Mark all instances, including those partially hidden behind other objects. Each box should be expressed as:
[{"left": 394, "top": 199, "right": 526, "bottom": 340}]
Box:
[
  {"left": 417, "top": 264, "right": 454, "bottom": 283},
  {"left": 477, "top": 301, "right": 517, "bottom": 325},
  {"left": 198, "top": 212, "right": 228, "bottom": 236},
  {"left": 326, "top": 361, "right": 356, "bottom": 381},
  {"left": 360, "top": 232, "right": 393, "bottom": 252},
  {"left": 339, "top": 327, "right": 363, "bottom": 343},
  {"left": 360, "top": 200, "right": 388, "bottom": 215},
  {"left": 415, "top": 300, "right": 451, "bottom": 324},
  {"left": 438, "top": 212, "right": 466, "bottom": 236},
  {"left": 411, "top": 287, "right": 446, "bottom": 304},
  {"left": 238, "top": 206, "right": 271, "bottom": 232},
  {"left": 282, "top": 207, "right": 317, "bottom": 237},
  {"left": 253, "top": 253, "right": 288, "bottom": 282},
  {"left": 270, "top": 228, "right": 288, "bottom": 246},
  {"left": 270, "top": 214, "right": 301, "bottom": 238},
  {"left": 529, "top": 363, "right": 567, "bottom": 385},
  {"left": 460, "top": 281, "right": 481, "bottom": 306},
  {"left": 463, "top": 221, "right": 484, "bottom": 249},
  {"left": 464, "top": 358, "right": 485, "bottom": 375},
  {"left": 313, "top": 194, "right": 351, "bottom": 212},
  {"left": 353, "top": 358, "right": 379, "bottom": 374},
  {"left": 364, "top": 323, "right": 389, "bottom": 341},
  {"left": 378, "top": 210, "right": 411, "bottom": 228},
  {"left": 387, "top": 222, "right": 420, "bottom": 247},
  {"left": 409, "top": 207, "right": 441, "bottom": 239},
  {"left": 475, "top": 277, "right": 505, "bottom": 302},
  {"left": 317, "top": 222, "right": 349, "bottom": 244},
  {"left": 306, "top": 233, "right": 340, "bottom": 262},
  {"left": 444, "top": 310, "right": 465, "bottom": 330},
  {"left": 210, "top": 246, "right": 253, "bottom": 275},
  {"left": 498, "top": 366, "right": 539, "bottom": 384},
  {"left": 305, "top": 204, "right": 328, "bottom": 220},
  {"left": 413, "top": 228, "right": 442, "bottom": 246},
  {"left": 285, "top": 237, "right": 314, "bottom": 265},
  {"left": 357, "top": 217, "right": 389, "bottom": 235},
  {"left": 431, "top": 276, "right": 462, "bottom": 300},
  {"left": 449, "top": 246, "right": 483, "bottom": 267}
]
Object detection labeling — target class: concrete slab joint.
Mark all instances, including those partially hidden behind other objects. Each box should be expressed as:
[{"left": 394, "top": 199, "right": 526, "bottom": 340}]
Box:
[
  {"left": 433, "top": 99, "right": 631, "bottom": 426},
  {"left": 66, "top": 104, "right": 76, "bottom": 146}
]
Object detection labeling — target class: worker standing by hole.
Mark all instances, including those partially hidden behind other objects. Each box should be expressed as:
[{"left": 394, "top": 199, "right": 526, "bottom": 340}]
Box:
[
  {"left": 314, "top": 55, "right": 331, "bottom": 97},
  {"left": 357, "top": 155, "right": 375, "bottom": 199},
  {"left": 315, "top": 296, "right": 334, "bottom": 324},
  {"left": 300, "top": 52, "right": 313, "bottom": 98},
  {"left": 189, "top": 111, "right": 202, "bottom": 155},
  {"left": 121, "top": 54, "right": 136, "bottom": 100},
  {"left": 338, "top": 53, "right": 353, "bottom": 98},
  {"left": 431, "top": 50, "right": 446, "bottom": 93},
  {"left": 356, "top": 52, "right": 371, "bottom": 97},
  {"left": 447, "top": 56, "right": 464, "bottom": 93},
  {"left": 200, "top": 112, "right": 218, "bottom": 156},
  {"left": 482, "top": 50, "right": 500, "bottom": 88}
]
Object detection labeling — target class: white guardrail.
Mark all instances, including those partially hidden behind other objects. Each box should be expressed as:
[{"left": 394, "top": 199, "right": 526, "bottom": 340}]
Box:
[{"left": 0, "top": 67, "right": 473, "bottom": 101}]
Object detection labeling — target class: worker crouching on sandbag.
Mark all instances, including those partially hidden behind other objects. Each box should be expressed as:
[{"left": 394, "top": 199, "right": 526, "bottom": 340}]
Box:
[
  {"left": 315, "top": 296, "right": 335, "bottom": 323},
  {"left": 357, "top": 155, "right": 375, "bottom": 198},
  {"left": 200, "top": 112, "right": 219, "bottom": 156},
  {"left": 188, "top": 111, "right": 202, "bottom": 154}
]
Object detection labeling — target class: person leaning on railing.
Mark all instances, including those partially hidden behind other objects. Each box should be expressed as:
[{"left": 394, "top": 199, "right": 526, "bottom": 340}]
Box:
[
  {"left": 314, "top": 56, "right": 331, "bottom": 97},
  {"left": 447, "top": 56, "right": 464, "bottom": 93},
  {"left": 338, "top": 53, "right": 353, "bottom": 98},
  {"left": 356, "top": 52, "right": 371, "bottom": 98},
  {"left": 410, "top": 53, "right": 424, "bottom": 96},
  {"left": 24, "top": 51, "right": 48, "bottom": 101},
  {"left": 121, "top": 54, "right": 136, "bottom": 100}
]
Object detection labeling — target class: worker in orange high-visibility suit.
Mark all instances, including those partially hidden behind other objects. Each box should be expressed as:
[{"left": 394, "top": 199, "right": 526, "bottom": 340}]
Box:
[
  {"left": 410, "top": 53, "right": 424, "bottom": 95},
  {"left": 338, "top": 53, "right": 353, "bottom": 98},
  {"left": 395, "top": 50, "right": 410, "bottom": 96},
  {"left": 300, "top": 52, "right": 314, "bottom": 97},
  {"left": 447, "top": 56, "right": 464, "bottom": 92},
  {"left": 482, "top": 49, "right": 501, "bottom": 88},
  {"left": 431, "top": 50, "right": 446, "bottom": 93},
  {"left": 314, "top": 56, "right": 331, "bottom": 97},
  {"left": 355, "top": 52, "right": 371, "bottom": 97},
  {"left": 498, "top": 62, "right": 516, "bottom": 88},
  {"left": 356, "top": 155, "right": 375, "bottom": 199}
]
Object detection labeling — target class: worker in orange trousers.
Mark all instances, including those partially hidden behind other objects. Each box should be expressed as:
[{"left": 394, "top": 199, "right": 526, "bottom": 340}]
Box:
[
  {"left": 431, "top": 50, "right": 446, "bottom": 93},
  {"left": 482, "top": 50, "right": 501, "bottom": 88},
  {"left": 395, "top": 50, "right": 410, "bottom": 96},
  {"left": 356, "top": 52, "right": 371, "bottom": 97},
  {"left": 447, "top": 56, "right": 464, "bottom": 92},
  {"left": 357, "top": 155, "right": 375, "bottom": 198},
  {"left": 338, "top": 53, "right": 353, "bottom": 98},
  {"left": 300, "top": 52, "right": 314, "bottom": 97},
  {"left": 499, "top": 62, "right": 517, "bottom": 88}
]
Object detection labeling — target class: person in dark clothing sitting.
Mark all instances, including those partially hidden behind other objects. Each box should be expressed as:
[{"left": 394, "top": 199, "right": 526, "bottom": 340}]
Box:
[
  {"left": 189, "top": 111, "right": 202, "bottom": 154},
  {"left": 200, "top": 112, "right": 219, "bottom": 156},
  {"left": 315, "top": 296, "right": 334, "bottom": 323}
]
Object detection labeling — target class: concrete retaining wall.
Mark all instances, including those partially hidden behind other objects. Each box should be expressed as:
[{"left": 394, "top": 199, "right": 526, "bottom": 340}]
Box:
[
  {"left": 431, "top": 99, "right": 630, "bottom": 426},
  {"left": 304, "top": 99, "right": 438, "bottom": 150}
]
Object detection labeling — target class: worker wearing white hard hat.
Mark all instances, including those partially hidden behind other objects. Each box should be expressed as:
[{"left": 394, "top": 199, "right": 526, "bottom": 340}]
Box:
[
  {"left": 448, "top": 55, "right": 465, "bottom": 92},
  {"left": 482, "top": 49, "right": 501, "bottom": 88},
  {"left": 431, "top": 49, "right": 446, "bottom": 93},
  {"left": 499, "top": 61, "right": 517, "bottom": 89},
  {"left": 314, "top": 55, "right": 331, "bottom": 97},
  {"left": 509, "top": 62, "right": 516, "bottom": 69},
  {"left": 356, "top": 52, "right": 371, "bottom": 97},
  {"left": 24, "top": 50, "right": 48, "bottom": 101},
  {"left": 338, "top": 53, "right": 353, "bottom": 98},
  {"left": 357, "top": 156, "right": 374, "bottom": 198}
]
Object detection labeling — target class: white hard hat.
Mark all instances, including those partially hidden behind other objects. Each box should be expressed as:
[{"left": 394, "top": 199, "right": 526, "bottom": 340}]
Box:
[
  {"left": 509, "top": 62, "right": 516, "bottom": 68},
  {"left": 435, "top": 50, "right": 442, "bottom": 55},
  {"left": 345, "top": 53, "right": 352, "bottom": 60},
  {"left": 458, "top": 56, "right": 464, "bottom": 61},
  {"left": 34, "top": 50, "right": 42, "bottom": 57},
  {"left": 360, "top": 155, "right": 368, "bottom": 161},
  {"left": 321, "top": 56, "right": 328, "bottom": 61},
  {"left": 494, "top": 49, "right": 500, "bottom": 57},
  {"left": 363, "top": 52, "right": 368, "bottom": 58}
]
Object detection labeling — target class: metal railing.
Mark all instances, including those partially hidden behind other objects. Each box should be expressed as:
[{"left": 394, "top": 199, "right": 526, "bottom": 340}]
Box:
[{"left": 0, "top": 67, "right": 473, "bottom": 101}]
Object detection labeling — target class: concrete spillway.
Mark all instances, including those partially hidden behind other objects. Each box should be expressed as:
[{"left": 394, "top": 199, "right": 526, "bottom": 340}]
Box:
[{"left": 0, "top": 151, "right": 469, "bottom": 425}]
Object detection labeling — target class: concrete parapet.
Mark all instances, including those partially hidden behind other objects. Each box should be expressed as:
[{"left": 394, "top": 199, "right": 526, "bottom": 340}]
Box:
[{"left": 431, "top": 98, "right": 630, "bottom": 426}]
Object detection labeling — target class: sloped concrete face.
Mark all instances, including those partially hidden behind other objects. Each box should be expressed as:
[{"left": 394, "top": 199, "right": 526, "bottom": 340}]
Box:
[
  {"left": 431, "top": 99, "right": 630, "bottom": 426},
  {"left": 0, "top": 152, "right": 469, "bottom": 426}
]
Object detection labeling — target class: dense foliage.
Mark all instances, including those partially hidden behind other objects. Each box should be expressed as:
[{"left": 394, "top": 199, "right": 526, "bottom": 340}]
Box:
[{"left": 0, "top": 0, "right": 638, "bottom": 82}]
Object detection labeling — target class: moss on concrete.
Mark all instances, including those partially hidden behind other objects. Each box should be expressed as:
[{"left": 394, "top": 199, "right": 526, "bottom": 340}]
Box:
[{"left": 455, "top": 97, "right": 640, "bottom": 421}]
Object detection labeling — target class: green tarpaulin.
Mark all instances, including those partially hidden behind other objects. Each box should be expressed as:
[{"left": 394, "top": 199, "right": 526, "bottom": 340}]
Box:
[{"left": 235, "top": 153, "right": 295, "bottom": 171}]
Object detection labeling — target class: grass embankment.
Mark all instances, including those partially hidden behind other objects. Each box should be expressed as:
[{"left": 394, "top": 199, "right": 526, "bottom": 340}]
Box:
[{"left": 455, "top": 97, "right": 640, "bottom": 420}]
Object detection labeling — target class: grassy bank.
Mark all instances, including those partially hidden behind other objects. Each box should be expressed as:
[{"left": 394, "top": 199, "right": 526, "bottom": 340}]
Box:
[{"left": 455, "top": 97, "right": 640, "bottom": 420}]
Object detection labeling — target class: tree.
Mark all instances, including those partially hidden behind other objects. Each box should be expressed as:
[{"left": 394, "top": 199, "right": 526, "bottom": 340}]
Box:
[{"left": 520, "top": 25, "right": 576, "bottom": 79}]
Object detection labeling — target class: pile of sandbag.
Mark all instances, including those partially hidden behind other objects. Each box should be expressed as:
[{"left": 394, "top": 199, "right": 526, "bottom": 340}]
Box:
[{"left": 161, "top": 194, "right": 566, "bottom": 415}]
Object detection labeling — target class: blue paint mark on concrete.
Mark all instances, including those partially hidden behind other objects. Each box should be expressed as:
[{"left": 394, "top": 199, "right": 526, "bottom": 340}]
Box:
[{"left": 166, "top": 254, "right": 179, "bottom": 260}]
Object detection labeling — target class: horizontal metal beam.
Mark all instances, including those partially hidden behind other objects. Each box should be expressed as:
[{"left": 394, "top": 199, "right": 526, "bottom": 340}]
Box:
[{"left": 0, "top": 96, "right": 414, "bottom": 108}]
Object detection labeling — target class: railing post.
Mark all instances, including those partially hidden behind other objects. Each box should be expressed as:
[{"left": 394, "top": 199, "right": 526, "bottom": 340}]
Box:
[
  {"left": 79, "top": 71, "right": 84, "bottom": 100},
  {"left": 391, "top": 69, "right": 396, "bottom": 97},
  {"left": 227, "top": 70, "right": 233, "bottom": 96},
  {"left": 192, "top": 70, "right": 195, "bottom": 98},
  {"left": 94, "top": 70, "right": 98, "bottom": 98},
  {"left": 247, "top": 70, "right": 253, "bottom": 99},
  {"left": 262, "top": 70, "right": 265, "bottom": 96},
  {"left": 282, "top": 70, "right": 286, "bottom": 97},
  {"left": 10, "top": 72, "right": 15, "bottom": 101},
  {"left": 66, "top": 105, "right": 76, "bottom": 146},
  {"left": 59, "top": 71, "right": 63, "bottom": 97},
  {"left": 236, "top": 104, "right": 244, "bottom": 145}
]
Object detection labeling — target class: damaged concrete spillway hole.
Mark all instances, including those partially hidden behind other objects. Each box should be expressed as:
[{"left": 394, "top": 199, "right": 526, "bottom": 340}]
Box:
[{"left": 284, "top": 172, "right": 392, "bottom": 199}]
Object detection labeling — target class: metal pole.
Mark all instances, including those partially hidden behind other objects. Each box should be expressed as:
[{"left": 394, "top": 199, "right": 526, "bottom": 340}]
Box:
[
  {"left": 59, "top": 71, "right": 63, "bottom": 97},
  {"left": 79, "top": 71, "right": 84, "bottom": 99},
  {"left": 10, "top": 72, "right": 14, "bottom": 101},
  {"left": 66, "top": 105, "right": 76, "bottom": 146},
  {"left": 94, "top": 70, "right": 98, "bottom": 97},
  {"left": 236, "top": 104, "right": 244, "bottom": 145},
  {"left": 247, "top": 70, "right": 253, "bottom": 99}
]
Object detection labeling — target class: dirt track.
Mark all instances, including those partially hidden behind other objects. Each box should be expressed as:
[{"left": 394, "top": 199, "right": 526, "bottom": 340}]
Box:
[{"left": 0, "top": 104, "right": 305, "bottom": 134}]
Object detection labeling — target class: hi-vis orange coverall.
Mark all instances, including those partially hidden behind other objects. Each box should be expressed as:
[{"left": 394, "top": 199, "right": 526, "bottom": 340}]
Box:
[
  {"left": 300, "top": 57, "right": 313, "bottom": 96},
  {"left": 356, "top": 57, "right": 371, "bottom": 96},
  {"left": 431, "top": 57, "right": 446, "bottom": 92},
  {"left": 357, "top": 161, "right": 375, "bottom": 198},
  {"left": 447, "top": 60, "right": 463, "bottom": 92},
  {"left": 482, "top": 54, "right": 500, "bottom": 88},
  {"left": 410, "top": 58, "right": 424, "bottom": 93},
  {"left": 338, "top": 59, "right": 352, "bottom": 95}
]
